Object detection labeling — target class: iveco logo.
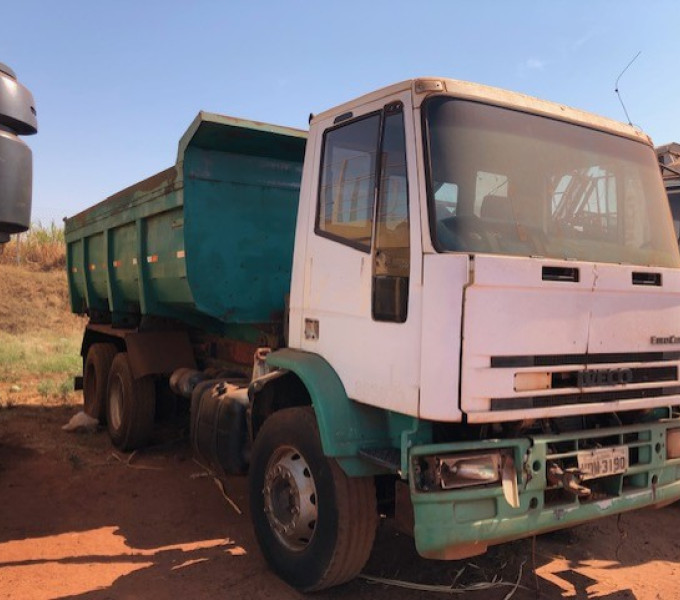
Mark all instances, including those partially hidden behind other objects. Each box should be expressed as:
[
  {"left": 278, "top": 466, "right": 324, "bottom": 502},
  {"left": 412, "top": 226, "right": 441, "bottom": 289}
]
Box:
[
  {"left": 577, "top": 368, "right": 633, "bottom": 388},
  {"left": 650, "top": 335, "right": 680, "bottom": 345}
]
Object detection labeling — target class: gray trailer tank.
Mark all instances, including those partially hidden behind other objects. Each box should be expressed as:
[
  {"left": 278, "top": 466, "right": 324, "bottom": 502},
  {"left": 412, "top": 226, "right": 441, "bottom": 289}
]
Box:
[{"left": 0, "top": 62, "right": 38, "bottom": 242}]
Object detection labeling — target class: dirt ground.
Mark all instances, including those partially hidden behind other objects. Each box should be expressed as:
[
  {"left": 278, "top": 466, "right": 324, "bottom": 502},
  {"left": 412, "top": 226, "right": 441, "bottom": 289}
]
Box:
[{"left": 2, "top": 402, "right": 680, "bottom": 600}]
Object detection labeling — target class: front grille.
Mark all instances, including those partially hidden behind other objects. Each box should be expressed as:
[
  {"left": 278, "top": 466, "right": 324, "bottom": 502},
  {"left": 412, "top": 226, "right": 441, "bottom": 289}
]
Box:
[
  {"left": 491, "top": 351, "right": 680, "bottom": 368},
  {"left": 551, "top": 366, "right": 677, "bottom": 389},
  {"left": 488, "top": 352, "right": 680, "bottom": 412},
  {"left": 491, "top": 386, "right": 680, "bottom": 411},
  {"left": 543, "top": 427, "right": 654, "bottom": 506}
]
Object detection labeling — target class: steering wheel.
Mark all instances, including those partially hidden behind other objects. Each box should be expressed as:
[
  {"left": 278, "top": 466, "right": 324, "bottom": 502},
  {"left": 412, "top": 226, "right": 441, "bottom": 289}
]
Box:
[{"left": 436, "top": 215, "right": 494, "bottom": 253}]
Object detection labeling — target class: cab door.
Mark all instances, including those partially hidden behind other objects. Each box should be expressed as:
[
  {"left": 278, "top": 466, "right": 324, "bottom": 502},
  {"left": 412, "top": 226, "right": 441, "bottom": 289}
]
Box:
[{"left": 295, "top": 93, "right": 421, "bottom": 416}]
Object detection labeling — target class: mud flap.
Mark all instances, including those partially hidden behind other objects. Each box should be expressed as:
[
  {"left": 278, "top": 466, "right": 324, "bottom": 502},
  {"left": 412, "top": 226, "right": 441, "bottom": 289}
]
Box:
[{"left": 125, "top": 331, "right": 196, "bottom": 379}]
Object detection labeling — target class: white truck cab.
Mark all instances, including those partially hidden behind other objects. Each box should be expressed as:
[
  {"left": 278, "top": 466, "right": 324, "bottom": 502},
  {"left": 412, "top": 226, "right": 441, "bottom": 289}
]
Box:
[
  {"left": 268, "top": 78, "right": 680, "bottom": 578},
  {"left": 291, "top": 77, "right": 680, "bottom": 424}
]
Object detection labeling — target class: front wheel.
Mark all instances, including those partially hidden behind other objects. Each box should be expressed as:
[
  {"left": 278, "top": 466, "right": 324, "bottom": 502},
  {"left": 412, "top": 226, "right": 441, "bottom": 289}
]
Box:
[{"left": 249, "top": 407, "right": 378, "bottom": 591}]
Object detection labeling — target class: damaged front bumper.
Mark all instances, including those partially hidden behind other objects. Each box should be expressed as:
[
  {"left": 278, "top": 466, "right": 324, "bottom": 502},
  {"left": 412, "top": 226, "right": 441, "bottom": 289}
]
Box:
[{"left": 409, "top": 420, "right": 680, "bottom": 559}]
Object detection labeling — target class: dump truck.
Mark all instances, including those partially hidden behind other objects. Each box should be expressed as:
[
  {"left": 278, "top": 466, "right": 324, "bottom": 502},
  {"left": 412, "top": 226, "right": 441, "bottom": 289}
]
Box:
[
  {"left": 66, "top": 78, "right": 680, "bottom": 591},
  {"left": 0, "top": 62, "right": 37, "bottom": 243}
]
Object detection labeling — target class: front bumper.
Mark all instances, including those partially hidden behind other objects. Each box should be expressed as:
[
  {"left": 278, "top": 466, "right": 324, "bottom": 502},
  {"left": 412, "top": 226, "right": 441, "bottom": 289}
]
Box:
[{"left": 410, "top": 420, "right": 680, "bottom": 559}]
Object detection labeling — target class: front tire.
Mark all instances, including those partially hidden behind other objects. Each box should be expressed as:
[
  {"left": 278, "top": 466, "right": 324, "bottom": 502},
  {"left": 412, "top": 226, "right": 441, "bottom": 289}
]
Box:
[
  {"left": 249, "top": 407, "right": 377, "bottom": 591},
  {"left": 106, "top": 352, "right": 155, "bottom": 451}
]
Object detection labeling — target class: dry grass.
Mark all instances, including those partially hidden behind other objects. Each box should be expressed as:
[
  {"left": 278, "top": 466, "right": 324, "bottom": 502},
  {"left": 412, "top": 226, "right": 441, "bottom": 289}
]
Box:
[
  {"left": 0, "top": 265, "right": 82, "bottom": 335},
  {"left": 0, "top": 222, "right": 66, "bottom": 271}
]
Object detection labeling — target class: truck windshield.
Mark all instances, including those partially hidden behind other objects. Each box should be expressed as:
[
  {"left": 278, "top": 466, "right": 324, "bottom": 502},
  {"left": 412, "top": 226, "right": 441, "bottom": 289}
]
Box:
[{"left": 424, "top": 97, "right": 680, "bottom": 268}]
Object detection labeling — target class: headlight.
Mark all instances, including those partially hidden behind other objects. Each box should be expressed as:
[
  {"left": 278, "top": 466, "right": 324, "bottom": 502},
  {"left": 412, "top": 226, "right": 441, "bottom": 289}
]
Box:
[
  {"left": 413, "top": 452, "right": 503, "bottom": 491},
  {"left": 414, "top": 450, "right": 520, "bottom": 507}
]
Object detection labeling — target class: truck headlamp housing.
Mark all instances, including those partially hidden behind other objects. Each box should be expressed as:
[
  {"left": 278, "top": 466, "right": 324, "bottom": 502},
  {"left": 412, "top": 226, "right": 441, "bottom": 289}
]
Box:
[
  {"left": 435, "top": 452, "right": 502, "bottom": 490},
  {"left": 667, "top": 428, "right": 680, "bottom": 459}
]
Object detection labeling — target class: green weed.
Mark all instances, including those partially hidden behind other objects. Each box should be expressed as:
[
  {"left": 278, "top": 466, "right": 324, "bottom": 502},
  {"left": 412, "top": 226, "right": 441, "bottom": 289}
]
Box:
[
  {"left": 59, "top": 378, "right": 73, "bottom": 398},
  {"left": 37, "top": 380, "right": 53, "bottom": 398}
]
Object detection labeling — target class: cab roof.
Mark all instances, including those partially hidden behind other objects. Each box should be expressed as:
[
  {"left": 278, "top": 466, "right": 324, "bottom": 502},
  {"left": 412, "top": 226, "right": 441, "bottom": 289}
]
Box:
[{"left": 311, "top": 77, "right": 651, "bottom": 146}]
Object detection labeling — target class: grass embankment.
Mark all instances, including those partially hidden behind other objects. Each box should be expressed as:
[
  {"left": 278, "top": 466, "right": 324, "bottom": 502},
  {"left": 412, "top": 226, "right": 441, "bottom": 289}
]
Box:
[{"left": 0, "top": 224, "right": 85, "bottom": 408}]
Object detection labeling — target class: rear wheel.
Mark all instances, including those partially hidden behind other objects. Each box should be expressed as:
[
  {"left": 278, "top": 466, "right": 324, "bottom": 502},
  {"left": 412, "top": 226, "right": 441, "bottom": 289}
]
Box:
[
  {"left": 106, "top": 352, "right": 155, "bottom": 451},
  {"left": 249, "top": 407, "right": 378, "bottom": 591},
  {"left": 83, "top": 343, "right": 117, "bottom": 421}
]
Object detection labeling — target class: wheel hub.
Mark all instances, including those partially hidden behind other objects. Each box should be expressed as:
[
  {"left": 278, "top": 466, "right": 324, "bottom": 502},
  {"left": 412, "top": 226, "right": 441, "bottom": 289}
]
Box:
[{"left": 263, "top": 447, "right": 317, "bottom": 551}]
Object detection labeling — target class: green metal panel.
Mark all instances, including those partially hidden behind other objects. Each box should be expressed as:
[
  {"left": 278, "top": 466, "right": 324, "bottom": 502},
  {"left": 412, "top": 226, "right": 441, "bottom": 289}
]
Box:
[
  {"left": 265, "top": 348, "right": 431, "bottom": 476},
  {"left": 183, "top": 122, "right": 305, "bottom": 327},
  {"left": 65, "top": 167, "right": 184, "bottom": 322},
  {"left": 66, "top": 168, "right": 182, "bottom": 239},
  {"left": 84, "top": 232, "right": 107, "bottom": 311},
  {"left": 109, "top": 221, "right": 140, "bottom": 323},
  {"left": 64, "top": 113, "right": 306, "bottom": 338},
  {"left": 66, "top": 239, "right": 85, "bottom": 313},
  {"left": 145, "top": 207, "right": 189, "bottom": 304}
]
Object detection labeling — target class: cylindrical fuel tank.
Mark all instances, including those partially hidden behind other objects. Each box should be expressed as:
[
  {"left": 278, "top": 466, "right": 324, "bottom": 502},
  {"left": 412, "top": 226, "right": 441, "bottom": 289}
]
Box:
[{"left": 190, "top": 380, "right": 250, "bottom": 476}]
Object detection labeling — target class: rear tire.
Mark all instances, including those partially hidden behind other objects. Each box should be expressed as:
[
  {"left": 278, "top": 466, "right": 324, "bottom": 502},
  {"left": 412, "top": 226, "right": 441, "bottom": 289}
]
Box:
[
  {"left": 106, "top": 352, "right": 155, "bottom": 451},
  {"left": 83, "top": 343, "right": 117, "bottom": 422},
  {"left": 249, "top": 407, "right": 377, "bottom": 591}
]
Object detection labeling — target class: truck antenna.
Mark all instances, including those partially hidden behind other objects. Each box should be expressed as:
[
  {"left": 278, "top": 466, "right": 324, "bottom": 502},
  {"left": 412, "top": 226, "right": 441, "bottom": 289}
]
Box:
[{"left": 614, "top": 50, "right": 641, "bottom": 126}]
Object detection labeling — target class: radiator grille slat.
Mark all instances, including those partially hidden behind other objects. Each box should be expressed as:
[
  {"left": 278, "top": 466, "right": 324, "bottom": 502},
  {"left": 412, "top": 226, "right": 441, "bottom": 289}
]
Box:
[
  {"left": 542, "top": 427, "right": 654, "bottom": 506},
  {"left": 488, "top": 352, "right": 680, "bottom": 412},
  {"left": 491, "top": 352, "right": 680, "bottom": 368},
  {"left": 491, "top": 386, "right": 680, "bottom": 411}
]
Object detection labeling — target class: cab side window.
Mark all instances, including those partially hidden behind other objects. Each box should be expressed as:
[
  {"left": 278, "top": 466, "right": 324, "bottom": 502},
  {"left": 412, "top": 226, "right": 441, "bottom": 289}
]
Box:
[
  {"left": 316, "top": 106, "right": 411, "bottom": 322},
  {"left": 317, "top": 114, "right": 380, "bottom": 251},
  {"left": 373, "top": 107, "right": 410, "bottom": 322}
]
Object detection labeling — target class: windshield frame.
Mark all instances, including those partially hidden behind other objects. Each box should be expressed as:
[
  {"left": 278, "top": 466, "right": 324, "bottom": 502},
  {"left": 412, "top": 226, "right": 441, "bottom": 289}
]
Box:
[{"left": 421, "top": 95, "right": 680, "bottom": 268}]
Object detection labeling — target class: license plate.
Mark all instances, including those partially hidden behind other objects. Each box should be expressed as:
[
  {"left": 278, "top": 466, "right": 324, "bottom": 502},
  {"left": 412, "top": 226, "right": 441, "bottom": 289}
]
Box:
[{"left": 576, "top": 446, "right": 629, "bottom": 480}]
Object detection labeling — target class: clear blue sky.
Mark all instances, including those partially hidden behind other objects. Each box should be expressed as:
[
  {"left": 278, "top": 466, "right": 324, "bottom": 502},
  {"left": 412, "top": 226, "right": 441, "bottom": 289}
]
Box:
[{"left": 3, "top": 0, "right": 680, "bottom": 226}]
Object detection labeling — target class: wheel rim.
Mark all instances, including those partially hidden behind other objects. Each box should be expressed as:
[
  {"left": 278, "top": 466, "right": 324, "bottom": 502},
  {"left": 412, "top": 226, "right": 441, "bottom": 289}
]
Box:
[
  {"left": 263, "top": 446, "right": 318, "bottom": 551},
  {"left": 109, "top": 373, "right": 124, "bottom": 431}
]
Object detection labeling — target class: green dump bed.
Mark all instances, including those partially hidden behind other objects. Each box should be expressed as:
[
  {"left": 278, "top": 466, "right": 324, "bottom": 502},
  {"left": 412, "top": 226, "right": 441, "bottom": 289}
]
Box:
[{"left": 65, "top": 113, "right": 306, "bottom": 340}]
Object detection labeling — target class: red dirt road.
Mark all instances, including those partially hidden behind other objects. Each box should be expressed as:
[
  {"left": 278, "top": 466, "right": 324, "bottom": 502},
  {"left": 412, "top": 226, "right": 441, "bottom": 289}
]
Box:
[{"left": 2, "top": 404, "right": 680, "bottom": 600}]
